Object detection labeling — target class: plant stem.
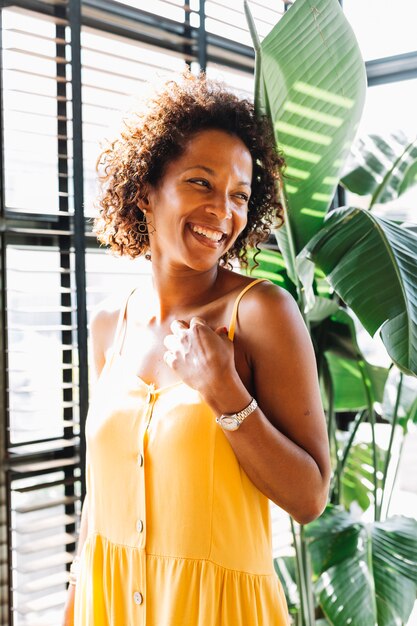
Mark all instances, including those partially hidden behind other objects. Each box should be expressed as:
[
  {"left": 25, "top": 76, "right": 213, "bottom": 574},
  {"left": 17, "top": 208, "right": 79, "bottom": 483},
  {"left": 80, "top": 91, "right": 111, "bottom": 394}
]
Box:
[
  {"left": 321, "top": 358, "right": 339, "bottom": 503},
  {"left": 365, "top": 522, "right": 378, "bottom": 621},
  {"left": 243, "top": 1, "right": 262, "bottom": 113},
  {"left": 385, "top": 436, "right": 406, "bottom": 518},
  {"left": 300, "top": 525, "right": 316, "bottom": 625},
  {"left": 369, "top": 141, "right": 417, "bottom": 209},
  {"left": 379, "top": 372, "right": 403, "bottom": 520},
  {"left": 357, "top": 360, "right": 379, "bottom": 521},
  {"left": 275, "top": 173, "right": 309, "bottom": 331},
  {"left": 329, "top": 409, "right": 368, "bottom": 503},
  {"left": 339, "top": 410, "right": 367, "bottom": 472},
  {"left": 290, "top": 517, "right": 308, "bottom": 626}
]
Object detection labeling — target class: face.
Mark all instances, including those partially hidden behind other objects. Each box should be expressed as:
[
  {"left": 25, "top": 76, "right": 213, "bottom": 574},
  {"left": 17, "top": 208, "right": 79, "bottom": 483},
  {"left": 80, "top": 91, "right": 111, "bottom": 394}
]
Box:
[{"left": 142, "top": 129, "right": 253, "bottom": 271}]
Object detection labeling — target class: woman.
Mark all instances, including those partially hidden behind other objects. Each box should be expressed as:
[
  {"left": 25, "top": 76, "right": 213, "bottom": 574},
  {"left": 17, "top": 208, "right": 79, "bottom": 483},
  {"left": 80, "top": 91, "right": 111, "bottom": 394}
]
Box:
[{"left": 63, "top": 70, "right": 331, "bottom": 625}]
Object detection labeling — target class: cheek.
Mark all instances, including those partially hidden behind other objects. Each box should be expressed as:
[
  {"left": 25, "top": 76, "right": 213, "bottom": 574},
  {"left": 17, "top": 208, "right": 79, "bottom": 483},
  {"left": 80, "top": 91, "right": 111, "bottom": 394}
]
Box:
[{"left": 237, "top": 210, "right": 248, "bottom": 231}]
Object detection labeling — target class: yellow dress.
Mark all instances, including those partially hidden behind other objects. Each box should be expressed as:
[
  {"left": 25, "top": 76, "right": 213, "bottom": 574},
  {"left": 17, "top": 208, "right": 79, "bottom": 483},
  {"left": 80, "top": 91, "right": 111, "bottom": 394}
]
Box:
[{"left": 74, "top": 278, "right": 289, "bottom": 625}]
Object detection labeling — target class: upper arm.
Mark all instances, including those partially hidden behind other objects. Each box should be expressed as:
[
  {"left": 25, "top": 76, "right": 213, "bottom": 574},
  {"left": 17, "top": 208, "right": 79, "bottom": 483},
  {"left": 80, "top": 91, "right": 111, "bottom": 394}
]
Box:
[{"left": 241, "top": 283, "right": 331, "bottom": 481}]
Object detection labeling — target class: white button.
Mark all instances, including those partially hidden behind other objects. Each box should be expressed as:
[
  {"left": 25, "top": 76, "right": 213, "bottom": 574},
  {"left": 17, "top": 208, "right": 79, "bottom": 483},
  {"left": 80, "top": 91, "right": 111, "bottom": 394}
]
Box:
[
  {"left": 137, "top": 453, "right": 143, "bottom": 467},
  {"left": 133, "top": 591, "right": 143, "bottom": 605},
  {"left": 136, "top": 519, "right": 144, "bottom": 533}
]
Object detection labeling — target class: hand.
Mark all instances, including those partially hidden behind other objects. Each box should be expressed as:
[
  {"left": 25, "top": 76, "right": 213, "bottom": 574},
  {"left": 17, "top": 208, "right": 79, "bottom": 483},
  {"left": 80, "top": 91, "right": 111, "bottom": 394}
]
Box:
[{"left": 163, "top": 317, "right": 236, "bottom": 393}]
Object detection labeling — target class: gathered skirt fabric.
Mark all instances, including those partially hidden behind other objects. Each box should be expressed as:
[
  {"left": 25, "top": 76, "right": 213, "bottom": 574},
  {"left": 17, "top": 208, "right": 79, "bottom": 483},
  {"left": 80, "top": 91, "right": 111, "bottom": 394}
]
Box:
[{"left": 75, "top": 532, "right": 288, "bottom": 625}]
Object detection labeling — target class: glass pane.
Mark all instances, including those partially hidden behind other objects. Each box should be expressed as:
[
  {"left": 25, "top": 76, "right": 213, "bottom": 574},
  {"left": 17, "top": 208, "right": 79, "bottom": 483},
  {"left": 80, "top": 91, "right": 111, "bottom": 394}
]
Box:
[
  {"left": 111, "top": 0, "right": 186, "bottom": 22},
  {"left": 82, "top": 28, "right": 186, "bottom": 219},
  {"left": 343, "top": 0, "right": 417, "bottom": 61},
  {"left": 358, "top": 79, "right": 417, "bottom": 138},
  {"left": 7, "top": 247, "right": 78, "bottom": 446},
  {"left": 205, "top": 0, "right": 285, "bottom": 46},
  {"left": 206, "top": 63, "right": 254, "bottom": 99},
  {"left": 11, "top": 471, "right": 81, "bottom": 626},
  {"left": 2, "top": 9, "right": 70, "bottom": 215},
  {"left": 345, "top": 79, "right": 417, "bottom": 223}
]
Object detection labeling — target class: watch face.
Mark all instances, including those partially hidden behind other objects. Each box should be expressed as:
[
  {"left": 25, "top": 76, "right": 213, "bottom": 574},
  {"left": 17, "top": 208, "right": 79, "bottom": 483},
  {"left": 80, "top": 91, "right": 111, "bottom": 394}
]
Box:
[{"left": 220, "top": 416, "right": 240, "bottom": 431}]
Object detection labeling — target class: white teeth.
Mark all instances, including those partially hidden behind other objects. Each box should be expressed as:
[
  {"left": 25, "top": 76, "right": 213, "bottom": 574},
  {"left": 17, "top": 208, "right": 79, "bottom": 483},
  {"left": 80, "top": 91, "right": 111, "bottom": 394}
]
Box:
[{"left": 191, "top": 225, "right": 223, "bottom": 242}]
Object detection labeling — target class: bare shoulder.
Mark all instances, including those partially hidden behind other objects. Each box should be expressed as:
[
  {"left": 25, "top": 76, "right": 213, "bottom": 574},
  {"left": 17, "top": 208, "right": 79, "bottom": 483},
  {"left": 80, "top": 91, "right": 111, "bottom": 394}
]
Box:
[
  {"left": 237, "top": 280, "right": 312, "bottom": 368},
  {"left": 237, "top": 279, "right": 300, "bottom": 327},
  {"left": 90, "top": 295, "right": 121, "bottom": 341},
  {"left": 89, "top": 292, "right": 127, "bottom": 375}
]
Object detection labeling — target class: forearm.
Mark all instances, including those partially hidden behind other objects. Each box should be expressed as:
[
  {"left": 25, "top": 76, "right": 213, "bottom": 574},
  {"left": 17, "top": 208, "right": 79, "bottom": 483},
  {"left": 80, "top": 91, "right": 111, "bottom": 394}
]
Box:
[
  {"left": 202, "top": 376, "right": 329, "bottom": 525},
  {"left": 75, "top": 498, "right": 89, "bottom": 558}
]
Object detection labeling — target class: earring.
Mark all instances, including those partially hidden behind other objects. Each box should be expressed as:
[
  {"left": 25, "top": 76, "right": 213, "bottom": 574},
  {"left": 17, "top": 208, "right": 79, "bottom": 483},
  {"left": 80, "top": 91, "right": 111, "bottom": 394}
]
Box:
[
  {"left": 137, "top": 218, "right": 148, "bottom": 242},
  {"left": 136, "top": 211, "right": 155, "bottom": 243}
]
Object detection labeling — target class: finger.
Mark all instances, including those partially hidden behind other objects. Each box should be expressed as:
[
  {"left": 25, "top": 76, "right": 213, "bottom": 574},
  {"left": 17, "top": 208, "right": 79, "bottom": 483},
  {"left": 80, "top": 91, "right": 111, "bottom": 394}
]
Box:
[
  {"left": 170, "top": 319, "right": 189, "bottom": 335},
  {"left": 190, "top": 316, "right": 207, "bottom": 329},
  {"left": 163, "top": 334, "right": 178, "bottom": 351},
  {"left": 163, "top": 350, "right": 176, "bottom": 369},
  {"left": 215, "top": 325, "right": 229, "bottom": 336}
]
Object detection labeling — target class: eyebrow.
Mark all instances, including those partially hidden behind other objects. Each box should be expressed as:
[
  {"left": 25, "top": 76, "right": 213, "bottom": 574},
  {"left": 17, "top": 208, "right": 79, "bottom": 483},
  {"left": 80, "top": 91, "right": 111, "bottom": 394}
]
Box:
[{"left": 182, "top": 165, "right": 251, "bottom": 187}]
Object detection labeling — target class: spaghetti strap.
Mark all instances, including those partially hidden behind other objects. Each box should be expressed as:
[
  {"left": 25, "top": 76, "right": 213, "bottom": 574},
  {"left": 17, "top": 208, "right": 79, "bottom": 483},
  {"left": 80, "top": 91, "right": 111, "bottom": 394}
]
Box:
[
  {"left": 228, "top": 278, "right": 270, "bottom": 342},
  {"left": 108, "top": 287, "right": 137, "bottom": 366},
  {"left": 108, "top": 279, "right": 267, "bottom": 365}
]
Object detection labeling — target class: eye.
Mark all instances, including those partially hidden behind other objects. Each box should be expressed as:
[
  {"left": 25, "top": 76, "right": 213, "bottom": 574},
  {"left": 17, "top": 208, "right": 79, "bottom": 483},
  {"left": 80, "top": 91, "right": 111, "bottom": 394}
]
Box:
[
  {"left": 188, "top": 178, "right": 210, "bottom": 188},
  {"left": 235, "top": 192, "right": 249, "bottom": 202}
]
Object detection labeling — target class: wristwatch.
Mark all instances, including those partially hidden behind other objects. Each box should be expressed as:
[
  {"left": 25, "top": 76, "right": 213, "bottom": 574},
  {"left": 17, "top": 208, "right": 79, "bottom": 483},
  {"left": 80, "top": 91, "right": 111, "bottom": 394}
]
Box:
[{"left": 215, "top": 398, "right": 258, "bottom": 431}]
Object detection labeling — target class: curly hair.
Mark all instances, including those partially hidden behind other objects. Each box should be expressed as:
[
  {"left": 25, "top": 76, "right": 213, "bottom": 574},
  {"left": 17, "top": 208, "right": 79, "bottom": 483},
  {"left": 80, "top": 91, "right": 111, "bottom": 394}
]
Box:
[{"left": 93, "top": 69, "right": 285, "bottom": 269}]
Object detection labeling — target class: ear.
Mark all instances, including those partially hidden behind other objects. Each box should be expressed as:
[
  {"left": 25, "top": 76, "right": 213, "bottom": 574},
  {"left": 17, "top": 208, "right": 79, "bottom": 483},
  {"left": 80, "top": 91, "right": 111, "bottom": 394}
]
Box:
[
  {"left": 137, "top": 183, "right": 155, "bottom": 213},
  {"left": 137, "top": 194, "right": 150, "bottom": 213}
]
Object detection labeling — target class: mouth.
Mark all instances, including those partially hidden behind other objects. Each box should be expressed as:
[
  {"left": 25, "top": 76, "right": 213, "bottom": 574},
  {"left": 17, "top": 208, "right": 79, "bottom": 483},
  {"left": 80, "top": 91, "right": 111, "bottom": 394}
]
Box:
[{"left": 187, "top": 223, "right": 228, "bottom": 248}]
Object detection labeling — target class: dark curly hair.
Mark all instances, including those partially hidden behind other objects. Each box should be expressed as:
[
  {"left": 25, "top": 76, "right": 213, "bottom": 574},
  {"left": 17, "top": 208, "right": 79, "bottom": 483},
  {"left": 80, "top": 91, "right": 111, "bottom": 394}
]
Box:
[{"left": 94, "top": 69, "right": 285, "bottom": 269}]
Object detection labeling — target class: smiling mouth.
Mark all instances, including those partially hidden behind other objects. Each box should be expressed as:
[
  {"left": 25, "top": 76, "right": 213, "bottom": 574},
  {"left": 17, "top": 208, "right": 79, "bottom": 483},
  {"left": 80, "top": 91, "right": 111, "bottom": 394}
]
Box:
[{"left": 187, "top": 223, "right": 227, "bottom": 247}]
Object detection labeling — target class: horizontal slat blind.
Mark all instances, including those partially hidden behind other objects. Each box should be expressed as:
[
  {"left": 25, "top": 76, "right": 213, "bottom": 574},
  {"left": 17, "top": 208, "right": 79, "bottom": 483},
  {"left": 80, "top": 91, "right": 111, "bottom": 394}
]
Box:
[
  {"left": 0, "top": 1, "right": 284, "bottom": 624},
  {"left": 2, "top": 7, "right": 72, "bottom": 217},
  {"left": 81, "top": 28, "right": 187, "bottom": 220},
  {"left": 2, "top": 4, "right": 80, "bottom": 624},
  {"left": 206, "top": 0, "right": 285, "bottom": 46}
]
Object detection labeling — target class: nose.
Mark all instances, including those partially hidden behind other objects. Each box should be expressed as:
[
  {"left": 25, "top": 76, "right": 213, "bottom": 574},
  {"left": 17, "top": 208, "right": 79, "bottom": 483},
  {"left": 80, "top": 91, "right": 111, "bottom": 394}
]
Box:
[{"left": 205, "top": 192, "right": 232, "bottom": 220}]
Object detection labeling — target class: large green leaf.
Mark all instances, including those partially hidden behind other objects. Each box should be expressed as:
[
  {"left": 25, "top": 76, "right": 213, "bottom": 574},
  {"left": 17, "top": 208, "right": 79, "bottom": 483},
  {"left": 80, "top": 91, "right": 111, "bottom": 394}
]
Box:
[
  {"left": 306, "top": 506, "right": 364, "bottom": 575},
  {"left": 372, "top": 517, "right": 417, "bottom": 625},
  {"left": 325, "top": 352, "right": 389, "bottom": 411},
  {"left": 341, "top": 131, "right": 417, "bottom": 206},
  {"left": 400, "top": 159, "right": 417, "bottom": 196},
  {"left": 245, "top": 247, "right": 297, "bottom": 298},
  {"left": 305, "top": 506, "right": 417, "bottom": 626},
  {"left": 341, "top": 441, "right": 385, "bottom": 512},
  {"left": 246, "top": 0, "right": 366, "bottom": 260},
  {"left": 302, "top": 206, "right": 417, "bottom": 375}
]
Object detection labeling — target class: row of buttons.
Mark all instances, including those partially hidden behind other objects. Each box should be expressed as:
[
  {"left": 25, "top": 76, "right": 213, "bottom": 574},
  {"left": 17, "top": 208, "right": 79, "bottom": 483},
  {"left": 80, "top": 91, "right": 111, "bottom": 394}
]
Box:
[{"left": 133, "top": 387, "right": 154, "bottom": 608}]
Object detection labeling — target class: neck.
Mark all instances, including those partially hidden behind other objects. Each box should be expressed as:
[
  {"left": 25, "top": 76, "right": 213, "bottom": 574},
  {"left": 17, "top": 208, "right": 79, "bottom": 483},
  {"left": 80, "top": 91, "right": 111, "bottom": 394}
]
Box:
[{"left": 147, "top": 260, "right": 224, "bottom": 324}]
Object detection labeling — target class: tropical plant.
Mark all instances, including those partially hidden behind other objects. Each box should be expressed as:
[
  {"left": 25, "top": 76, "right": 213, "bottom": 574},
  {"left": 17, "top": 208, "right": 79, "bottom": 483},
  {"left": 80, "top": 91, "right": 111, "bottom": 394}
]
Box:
[{"left": 244, "top": 0, "right": 417, "bottom": 624}]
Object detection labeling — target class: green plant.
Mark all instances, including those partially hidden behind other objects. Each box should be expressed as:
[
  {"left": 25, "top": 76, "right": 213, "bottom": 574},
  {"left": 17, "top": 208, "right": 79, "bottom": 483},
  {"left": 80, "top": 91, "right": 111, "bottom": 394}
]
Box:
[{"left": 244, "top": 0, "right": 417, "bottom": 624}]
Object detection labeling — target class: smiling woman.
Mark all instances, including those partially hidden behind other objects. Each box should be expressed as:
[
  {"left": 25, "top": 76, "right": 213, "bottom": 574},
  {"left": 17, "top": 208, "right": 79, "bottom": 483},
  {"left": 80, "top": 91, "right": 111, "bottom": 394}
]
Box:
[
  {"left": 93, "top": 70, "right": 284, "bottom": 268},
  {"left": 63, "top": 70, "right": 331, "bottom": 626}
]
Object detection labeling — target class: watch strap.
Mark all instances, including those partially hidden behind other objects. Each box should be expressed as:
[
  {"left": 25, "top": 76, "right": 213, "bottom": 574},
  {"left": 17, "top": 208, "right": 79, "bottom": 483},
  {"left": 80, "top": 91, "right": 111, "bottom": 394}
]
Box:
[{"left": 216, "top": 397, "right": 258, "bottom": 428}]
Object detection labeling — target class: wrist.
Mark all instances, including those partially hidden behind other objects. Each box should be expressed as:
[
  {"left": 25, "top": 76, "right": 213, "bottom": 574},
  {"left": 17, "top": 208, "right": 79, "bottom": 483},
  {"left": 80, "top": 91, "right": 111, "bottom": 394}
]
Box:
[{"left": 202, "top": 374, "right": 252, "bottom": 417}]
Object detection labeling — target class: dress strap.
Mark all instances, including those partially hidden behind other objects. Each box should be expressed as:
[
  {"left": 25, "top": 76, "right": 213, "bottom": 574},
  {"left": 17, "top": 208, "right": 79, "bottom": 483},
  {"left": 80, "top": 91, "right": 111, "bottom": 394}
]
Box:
[
  {"left": 227, "top": 278, "right": 270, "bottom": 342},
  {"left": 108, "top": 287, "right": 137, "bottom": 364}
]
